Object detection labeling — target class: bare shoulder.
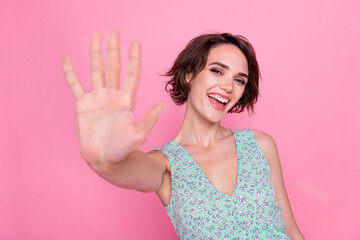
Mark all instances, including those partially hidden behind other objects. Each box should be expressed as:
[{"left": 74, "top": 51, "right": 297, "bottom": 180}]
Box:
[
  {"left": 251, "top": 129, "right": 279, "bottom": 167},
  {"left": 146, "top": 150, "right": 171, "bottom": 173},
  {"left": 252, "top": 129, "right": 277, "bottom": 150}
]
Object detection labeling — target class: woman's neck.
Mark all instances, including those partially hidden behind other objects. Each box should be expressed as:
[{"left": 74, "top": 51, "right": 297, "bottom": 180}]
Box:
[{"left": 173, "top": 104, "right": 231, "bottom": 150}]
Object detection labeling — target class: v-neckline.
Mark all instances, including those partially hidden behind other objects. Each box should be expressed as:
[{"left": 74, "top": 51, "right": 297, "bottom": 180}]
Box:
[{"left": 170, "top": 129, "right": 240, "bottom": 199}]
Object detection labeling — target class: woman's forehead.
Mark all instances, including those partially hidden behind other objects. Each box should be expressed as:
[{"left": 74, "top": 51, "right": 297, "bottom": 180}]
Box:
[{"left": 206, "top": 44, "right": 248, "bottom": 72}]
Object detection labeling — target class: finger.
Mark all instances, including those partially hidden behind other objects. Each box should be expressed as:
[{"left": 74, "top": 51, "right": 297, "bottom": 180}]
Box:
[
  {"left": 62, "top": 55, "right": 85, "bottom": 99},
  {"left": 122, "top": 40, "right": 141, "bottom": 104},
  {"left": 137, "top": 103, "right": 165, "bottom": 138},
  {"left": 90, "top": 33, "right": 105, "bottom": 90},
  {"left": 106, "top": 31, "right": 121, "bottom": 89}
]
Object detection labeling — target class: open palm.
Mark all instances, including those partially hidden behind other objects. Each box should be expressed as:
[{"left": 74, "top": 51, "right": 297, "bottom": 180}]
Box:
[{"left": 62, "top": 31, "right": 163, "bottom": 168}]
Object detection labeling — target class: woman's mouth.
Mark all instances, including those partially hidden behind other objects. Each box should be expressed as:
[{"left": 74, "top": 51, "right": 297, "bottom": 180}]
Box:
[{"left": 207, "top": 93, "right": 229, "bottom": 111}]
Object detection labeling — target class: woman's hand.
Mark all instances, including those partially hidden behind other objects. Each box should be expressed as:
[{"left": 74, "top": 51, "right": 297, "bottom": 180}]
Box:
[{"left": 61, "top": 31, "right": 164, "bottom": 172}]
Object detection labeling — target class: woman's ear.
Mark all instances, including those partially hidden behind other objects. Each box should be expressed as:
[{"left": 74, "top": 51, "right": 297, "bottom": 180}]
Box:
[{"left": 185, "top": 73, "right": 193, "bottom": 83}]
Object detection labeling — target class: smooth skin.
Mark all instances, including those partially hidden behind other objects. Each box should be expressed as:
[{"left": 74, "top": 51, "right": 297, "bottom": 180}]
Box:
[{"left": 62, "top": 30, "right": 304, "bottom": 239}]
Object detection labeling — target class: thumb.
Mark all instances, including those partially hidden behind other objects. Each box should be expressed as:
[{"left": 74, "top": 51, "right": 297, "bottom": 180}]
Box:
[{"left": 138, "top": 103, "right": 165, "bottom": 137}]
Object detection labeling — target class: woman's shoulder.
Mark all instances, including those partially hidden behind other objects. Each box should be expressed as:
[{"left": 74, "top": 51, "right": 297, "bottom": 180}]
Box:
[
  {"left": 251, "top": 129, "right": 276, "bottom": 145},
  {"left": 147, "top": 145, "right": 172, "bottom": 172},
  {"left": 147, "top": 147, "right": 169, "bottom": 162},
  {"left": 250, "top": 129, "right": 280, "bottom": 168}
]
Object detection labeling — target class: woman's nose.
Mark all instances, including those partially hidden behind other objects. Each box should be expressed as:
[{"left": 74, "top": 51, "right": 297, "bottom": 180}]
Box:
[{"left": 219, "top": 77, "right": 233, "bottom": 92}]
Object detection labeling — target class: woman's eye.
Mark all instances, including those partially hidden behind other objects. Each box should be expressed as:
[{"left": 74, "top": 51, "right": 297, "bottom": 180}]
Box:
[
  {"left": 210, "top": 68, "right": 222, "bottom": 75},
  {"left": 235, "top": 78, "right": 245, "bottom": 85}
]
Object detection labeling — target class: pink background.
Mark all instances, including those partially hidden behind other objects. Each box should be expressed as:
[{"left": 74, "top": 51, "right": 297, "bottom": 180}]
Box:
[{"left": 1, "top": 0, "right": 359, "bottom": 239}]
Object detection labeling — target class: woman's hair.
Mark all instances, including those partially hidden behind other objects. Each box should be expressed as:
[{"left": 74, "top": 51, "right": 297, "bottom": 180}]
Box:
[{"left": 165, "top": 33, "right": 260, "bottom": 114}]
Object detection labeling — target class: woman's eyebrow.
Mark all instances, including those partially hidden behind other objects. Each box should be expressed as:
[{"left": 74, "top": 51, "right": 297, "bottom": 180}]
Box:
[
  {"left": 209, "top": 61, "right": 229, "bottom": 69},
  {"left": 209, "top": 62, "right": 248, "bottom": 79},
  {"left": 238, "top": 72, "right": 249, "bottom": 79}
]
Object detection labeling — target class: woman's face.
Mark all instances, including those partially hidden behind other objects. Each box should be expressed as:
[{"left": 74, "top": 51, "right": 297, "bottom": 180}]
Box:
[{"left": 186, "top": 43, "right": 249, "bottom": 123}]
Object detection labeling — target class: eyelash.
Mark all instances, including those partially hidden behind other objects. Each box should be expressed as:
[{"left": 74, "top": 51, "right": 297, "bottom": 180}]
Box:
[
  {"left": 210, "top": 68, "right": 246, "bottom": 85},
  {"left": 235, "top": 78, "right": 246, "bottom": 85},
  {"left": 210, "top": 68, "right": 222, "bottom": 75}
]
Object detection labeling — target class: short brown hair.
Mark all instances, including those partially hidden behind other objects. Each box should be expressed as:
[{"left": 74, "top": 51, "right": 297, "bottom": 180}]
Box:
[{"left": 165, "top": 33, "right": 260, "bottom": 114}]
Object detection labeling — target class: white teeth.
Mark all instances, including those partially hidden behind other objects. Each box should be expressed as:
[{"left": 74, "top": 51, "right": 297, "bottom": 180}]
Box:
[{"left": 208, "top": 94, "right": 229, "bottom": 104}]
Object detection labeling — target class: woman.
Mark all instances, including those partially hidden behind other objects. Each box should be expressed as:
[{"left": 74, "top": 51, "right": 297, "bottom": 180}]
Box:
[{"left": 61, "top": 30, "right": 304, "bottom": 239}]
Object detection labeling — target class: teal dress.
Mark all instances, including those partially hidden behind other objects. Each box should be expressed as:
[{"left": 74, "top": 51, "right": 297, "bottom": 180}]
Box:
[{"left": 157, "top": 129, "right": 290, "bottom": 240}]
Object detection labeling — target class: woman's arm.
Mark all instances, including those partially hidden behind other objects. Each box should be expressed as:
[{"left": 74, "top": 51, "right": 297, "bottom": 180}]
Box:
[
  {"left": 61, "top": 31, "right": 166, "bottom": 193},
  {"left": 91, "top": 150, "right": 167, "bottom": 193},
  {"left": 252, "top": 129, "right": 305, "bottom": 240}
]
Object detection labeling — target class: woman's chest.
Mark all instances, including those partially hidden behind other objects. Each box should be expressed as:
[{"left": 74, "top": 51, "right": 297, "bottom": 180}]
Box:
[{"left": 188, "top": 147, "right": 239, "bottom": 197}]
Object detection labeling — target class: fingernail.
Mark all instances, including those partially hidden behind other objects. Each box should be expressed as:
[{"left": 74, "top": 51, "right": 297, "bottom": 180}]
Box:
[{"left": 110, "top": 31, "right": 119, "bottom": 39}]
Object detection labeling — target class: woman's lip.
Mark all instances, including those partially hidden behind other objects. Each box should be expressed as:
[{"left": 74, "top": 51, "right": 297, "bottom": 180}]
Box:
[
  {"left": 207, "top": 92, "right": 231, "bottom": 102},
  {"left": 208, "top": 95, "right": 227, "bottom": 111}
]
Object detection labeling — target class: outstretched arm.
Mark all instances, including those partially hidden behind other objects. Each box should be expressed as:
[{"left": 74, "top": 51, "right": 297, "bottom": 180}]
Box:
[
  {"left": 61, "top": 31, "right": 165, "bottom": 192},
  {"left": 253, "top": 129, "right": 305, "bottom": 240}
]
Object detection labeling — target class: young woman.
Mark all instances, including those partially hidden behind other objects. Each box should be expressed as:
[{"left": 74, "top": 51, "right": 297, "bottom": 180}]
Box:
[{"left": 62, "top": 30, "right": 304, "bottom": 239}]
